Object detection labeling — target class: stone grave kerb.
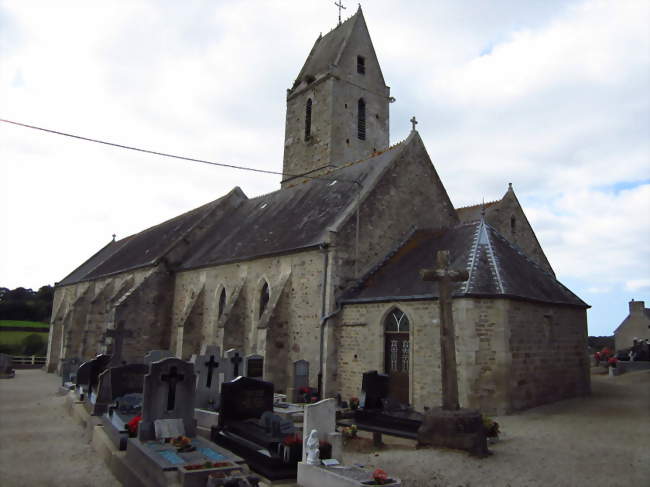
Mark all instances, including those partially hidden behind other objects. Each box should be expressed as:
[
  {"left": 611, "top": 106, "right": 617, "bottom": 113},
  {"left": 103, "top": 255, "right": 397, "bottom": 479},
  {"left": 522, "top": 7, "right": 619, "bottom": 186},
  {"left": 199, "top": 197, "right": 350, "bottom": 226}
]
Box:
[
  {"left": 192, "top": 344, "right": 224, "bottom": 410},
  {"left": 138, "top": 357, "right": 196, "bottom": 441},
  {"left": 302, "top": 398, "right": 337, "bottom": 461}
]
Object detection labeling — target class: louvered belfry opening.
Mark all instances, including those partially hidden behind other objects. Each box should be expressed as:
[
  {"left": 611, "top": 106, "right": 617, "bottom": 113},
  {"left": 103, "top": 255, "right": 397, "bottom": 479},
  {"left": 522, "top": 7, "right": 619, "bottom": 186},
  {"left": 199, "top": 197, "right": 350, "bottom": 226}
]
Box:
[
  {"left": 305, "top": 98, "right": 312, "bottom": 140},
  {"left": 357, "top": 98, "right": 366, "bottom": 140},
  {"left": 357, "top": 55, "right": 365, "bottom": 74}
]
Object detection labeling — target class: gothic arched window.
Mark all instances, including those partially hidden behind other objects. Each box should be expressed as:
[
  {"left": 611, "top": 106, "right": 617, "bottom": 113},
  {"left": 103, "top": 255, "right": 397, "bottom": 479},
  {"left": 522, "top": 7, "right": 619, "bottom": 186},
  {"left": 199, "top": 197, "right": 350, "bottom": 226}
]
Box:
[
  {"left": 218, "top": 288, "right": 227, "bottom": 318},
  {"left": 259, "top": 281, "right": 270, "bottom": 318},
  {"left": 357, "top": 98, "right": 366, "bottom": 140},
  {"left": 305, "top": 98, "right": 312, "bottom": 140},
  {"left": 384, "top": 308, "right": 410, "bottom": 333}
]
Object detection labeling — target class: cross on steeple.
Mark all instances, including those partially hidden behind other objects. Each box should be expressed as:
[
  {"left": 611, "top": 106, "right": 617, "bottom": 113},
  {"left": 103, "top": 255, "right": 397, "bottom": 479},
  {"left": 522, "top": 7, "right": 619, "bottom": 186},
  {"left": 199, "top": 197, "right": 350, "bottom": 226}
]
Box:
[
  {"left": 204, "top": 354, "right": 219, "bottom": 388},
  {"left": 230, "top": 352, "right": 243, "bottom": 377},
  {"left": 161, "top": 366, "right": 184, "bottom": 411},
  {"left": 410, "top": 116, "right": 418, "bottom": 132},
  {"left": 335, "top": 0, "right": 346, "bottom": 25},
  {"left": 420, "top": 250, "right": 469, "bottom": 411}
]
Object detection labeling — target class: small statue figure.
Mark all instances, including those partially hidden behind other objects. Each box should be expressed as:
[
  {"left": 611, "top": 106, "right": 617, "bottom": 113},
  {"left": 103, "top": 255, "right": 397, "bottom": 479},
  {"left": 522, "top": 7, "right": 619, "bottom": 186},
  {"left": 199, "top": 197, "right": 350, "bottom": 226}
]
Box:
[{"left": 305, "top": 429, "right": 320, "bottom": 465}]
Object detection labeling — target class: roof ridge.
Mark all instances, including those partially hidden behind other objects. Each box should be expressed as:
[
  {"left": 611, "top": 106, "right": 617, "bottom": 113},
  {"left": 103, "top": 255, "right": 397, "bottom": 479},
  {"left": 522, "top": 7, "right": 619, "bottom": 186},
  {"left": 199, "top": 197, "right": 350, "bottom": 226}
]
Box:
[{"left": 456, "top": 199, "right": 501, "bottom": 211}]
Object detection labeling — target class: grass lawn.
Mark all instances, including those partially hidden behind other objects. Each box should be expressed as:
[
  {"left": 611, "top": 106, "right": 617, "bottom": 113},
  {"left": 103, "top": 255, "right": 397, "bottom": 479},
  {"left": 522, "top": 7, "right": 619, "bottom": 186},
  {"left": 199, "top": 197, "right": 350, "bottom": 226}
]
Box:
[
  {"left": 0, "top": 330, "right": 49, "bottom": 346},
  {"left": 0, "top": 320, "right": 50, "bottom": 328}
]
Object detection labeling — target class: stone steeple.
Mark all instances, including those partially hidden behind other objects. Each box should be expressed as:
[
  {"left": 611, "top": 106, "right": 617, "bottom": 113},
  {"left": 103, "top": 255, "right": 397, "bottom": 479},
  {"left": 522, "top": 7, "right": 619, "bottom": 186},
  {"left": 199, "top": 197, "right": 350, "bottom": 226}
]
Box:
[{"left": 281, "top": 7, "right": 391, "bottom": 186}]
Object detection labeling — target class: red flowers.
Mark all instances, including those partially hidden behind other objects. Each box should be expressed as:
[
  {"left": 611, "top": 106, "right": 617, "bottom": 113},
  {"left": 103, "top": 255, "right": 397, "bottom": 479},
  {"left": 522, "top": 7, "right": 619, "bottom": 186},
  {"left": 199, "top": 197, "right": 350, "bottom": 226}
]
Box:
[
  {"left": 373, "top": 468, "right": 388, "bottom": 484},
  {"left": 299, "top": 386, "right": 310, "bottom": 394},
  {"left": 282, "top": 433, "right": 301, "bottom": 446},
  {"left": 126, "top": 415, "right": 142, "bottom": 435},
  {"left": 608, "top": 356, "right": 619, "bottom": 367}
]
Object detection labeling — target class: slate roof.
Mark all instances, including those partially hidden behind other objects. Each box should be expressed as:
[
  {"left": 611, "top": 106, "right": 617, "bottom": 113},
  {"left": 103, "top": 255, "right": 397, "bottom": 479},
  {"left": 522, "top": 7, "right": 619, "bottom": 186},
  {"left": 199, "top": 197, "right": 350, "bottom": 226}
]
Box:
[
  {"left": 456, "top": 200, "right": 499, "bottom": 223},
  {"left": 58, "top": 140, "right": 408, "bottom": 286},
  {"left": 179, "top": 143, "right": 406, "bottom": 270},
  {"left": 342, "top": 219, "right": 588, "bottom": 307},
  {"left": 294, "top": 8, "right": 359, "bottom": 85},
  {"left": 57, "top": 198, "right": 224, "bottom": 286}
]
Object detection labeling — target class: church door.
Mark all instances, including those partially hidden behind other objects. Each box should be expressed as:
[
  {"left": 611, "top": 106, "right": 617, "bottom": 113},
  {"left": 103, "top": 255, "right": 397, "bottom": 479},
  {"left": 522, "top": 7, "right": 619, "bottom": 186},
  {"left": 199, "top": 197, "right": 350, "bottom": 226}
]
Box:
[{"left": 383, "top": 309, "right": 410, "bottom": 404}]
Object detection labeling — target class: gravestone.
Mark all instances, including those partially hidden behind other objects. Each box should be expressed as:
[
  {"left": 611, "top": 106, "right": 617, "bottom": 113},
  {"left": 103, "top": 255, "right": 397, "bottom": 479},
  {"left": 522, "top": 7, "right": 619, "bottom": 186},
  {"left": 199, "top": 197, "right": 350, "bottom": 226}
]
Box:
[
  {"left": 75, "top": 354, "right": 111, "bottom": 402},
  {"left": 213, "top": 376, "right": 299, "bottom": 480},
  {"left": 93, "top": 363, "right": 147, "bottom": 416},
  {"left": 138, "top": 357, "right": 197, "bottom": 441},
  {"left": 0, "top": 353, "right": 14, "bottom": 378},
  {"left": 293, "top": 360, "right": 309, "bottom": 402},
  {"left": 361, "top": 370, "right": 389, "bottom": 409},
  {"left": 244, "top": 354, "right": 264, "bottom": 379},
  {"left": 223, "top": 349, "right": 244, "bottom": 383},
  {"left": 192, "top": 345, "right": 224, "bottom": 411},
  {"left": 60, "top": 357, "right": 81, "bottom": 386},
  {"left": 302, "top": 398, "right": 340, "bottom": 462},
  {"left": 144, "top": 349, "right": 174, "bottom": 366},
  {"left": 104, "top": 321, "right": 133, "bottom": 366}
]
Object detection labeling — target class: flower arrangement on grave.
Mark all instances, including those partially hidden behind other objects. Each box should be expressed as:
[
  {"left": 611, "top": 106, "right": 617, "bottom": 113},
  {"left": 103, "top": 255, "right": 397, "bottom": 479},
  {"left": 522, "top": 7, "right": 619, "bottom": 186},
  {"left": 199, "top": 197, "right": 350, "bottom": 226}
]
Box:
[
  {"left": 298, "top": 386, "right": 320, "bottom": 403},
  {"left": 281, "top": 433, "right": 302, "bottom": 463},
  {"left": 341, "top": 424, "right": 358, "bottom": 439},
  {"left": 126, "top": 415, "right": 142, "bottom": 436},
  {"left": 172, "top": 435, "right": 191, "bottom": 447},
  {"left": 361, "top": 468, "right": 395, "bottom": 485},
  {"left": 349, "top": 397, "right": 360, "bottom": 410},
  {"left": 318, "top": 439, "right": 332, "bottom": 459},
  {"left": 482, "top": 415, "right": 500, "bottom": 438},
  {"left": 607, "top": 356, "right": 619, "bottom": 368}
]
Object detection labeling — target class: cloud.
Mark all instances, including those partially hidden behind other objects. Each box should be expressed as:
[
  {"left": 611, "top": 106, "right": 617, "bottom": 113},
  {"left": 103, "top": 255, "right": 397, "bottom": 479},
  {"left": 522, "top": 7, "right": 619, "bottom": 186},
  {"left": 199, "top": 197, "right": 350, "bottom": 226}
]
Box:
[{"left": 626, "top": 279, "right": 650, "bottom": 292}]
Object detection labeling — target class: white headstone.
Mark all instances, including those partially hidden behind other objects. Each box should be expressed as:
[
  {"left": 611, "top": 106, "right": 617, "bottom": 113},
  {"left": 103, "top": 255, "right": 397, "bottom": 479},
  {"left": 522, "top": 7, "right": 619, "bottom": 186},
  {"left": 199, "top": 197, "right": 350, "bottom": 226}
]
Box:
[
  {"left": 192, "top": 344, "right": 223, "bottom": 410},
  {"left": 302, "top": 398, "right": 336, "bottom": 461},
  {"left": 223, "top": 348, "right": 244, "bottom": 383}
]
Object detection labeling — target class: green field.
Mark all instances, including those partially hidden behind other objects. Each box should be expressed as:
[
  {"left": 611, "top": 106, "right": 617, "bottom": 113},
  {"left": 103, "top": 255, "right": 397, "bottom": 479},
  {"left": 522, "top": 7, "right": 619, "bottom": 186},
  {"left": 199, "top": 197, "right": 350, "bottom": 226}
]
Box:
[
  {"left": 0, "top": 330, "right": 48, "bottom": 345},
  {"left": 0, "top": 320, "right": 50, "bottom": 328}
]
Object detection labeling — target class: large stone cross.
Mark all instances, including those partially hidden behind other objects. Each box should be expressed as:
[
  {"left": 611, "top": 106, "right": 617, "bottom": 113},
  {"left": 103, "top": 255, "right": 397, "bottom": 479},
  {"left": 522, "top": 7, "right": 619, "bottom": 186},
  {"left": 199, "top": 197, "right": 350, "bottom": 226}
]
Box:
[
  {"left": 105, "top": 321, "right": 133, "bottom": 365},
  {"left": 420, "top": 250, "right": 469, "bottom": 411}
]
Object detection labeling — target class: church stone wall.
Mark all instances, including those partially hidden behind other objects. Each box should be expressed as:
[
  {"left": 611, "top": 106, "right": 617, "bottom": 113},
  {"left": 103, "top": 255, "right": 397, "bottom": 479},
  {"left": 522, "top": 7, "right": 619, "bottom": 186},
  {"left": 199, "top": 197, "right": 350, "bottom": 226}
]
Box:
[
  {"left": 172, "top": 248, "right": 327, "bottom": 394},
  {"left": 506, "top": 300, "right": 590, "bottom": 412}
]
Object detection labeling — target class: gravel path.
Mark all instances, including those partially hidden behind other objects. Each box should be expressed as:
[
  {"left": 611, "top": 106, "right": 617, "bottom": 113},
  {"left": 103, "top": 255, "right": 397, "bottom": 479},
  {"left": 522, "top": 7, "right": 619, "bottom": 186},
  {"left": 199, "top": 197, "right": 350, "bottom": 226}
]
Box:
[
  {"left": 345, "top": 369, "right": 650, "bottom": 487},
  {"left": 0, "top": 369, "right": 119, "bottom": 487}
]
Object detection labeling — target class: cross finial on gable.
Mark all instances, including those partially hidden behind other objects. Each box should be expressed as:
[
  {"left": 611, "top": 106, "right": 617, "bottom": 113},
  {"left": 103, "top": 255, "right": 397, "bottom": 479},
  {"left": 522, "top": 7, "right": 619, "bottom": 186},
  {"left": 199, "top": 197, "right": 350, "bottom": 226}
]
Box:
[
  {"left": 410, "top": 116, "right": 418, "bottom": 132},
  {"left": 112, "top": 233, "right": 116, "bottom": 241},
  {"left": 335, "top": 0, "right": 346, "bottom": 25}
]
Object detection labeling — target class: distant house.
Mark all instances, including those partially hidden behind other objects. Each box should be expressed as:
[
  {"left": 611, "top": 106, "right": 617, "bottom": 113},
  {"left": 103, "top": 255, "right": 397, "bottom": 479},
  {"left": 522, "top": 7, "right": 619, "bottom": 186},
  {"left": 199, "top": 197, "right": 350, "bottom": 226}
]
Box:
[{"left": 614, "top": 300, "right": 650, "bottom": 351}]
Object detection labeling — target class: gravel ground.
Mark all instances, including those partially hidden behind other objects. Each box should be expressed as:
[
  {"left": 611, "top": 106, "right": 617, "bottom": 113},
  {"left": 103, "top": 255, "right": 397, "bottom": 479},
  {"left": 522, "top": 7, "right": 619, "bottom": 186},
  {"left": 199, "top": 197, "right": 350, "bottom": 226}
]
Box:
[
  {"left": 0, "top": 369, "right": 119, "bottom": 487},
  {"left": 344, "top": 369, "right": 650, "bottom": 487},
  {"left": 0, "top": 369, "right": 648, "bottom": 487}
]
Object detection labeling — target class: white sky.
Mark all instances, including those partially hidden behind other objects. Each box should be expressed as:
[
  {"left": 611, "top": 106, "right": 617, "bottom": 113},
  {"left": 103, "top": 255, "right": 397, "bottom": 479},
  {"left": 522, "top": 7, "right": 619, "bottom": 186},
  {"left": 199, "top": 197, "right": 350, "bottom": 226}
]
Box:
[{"left": 1, "top": 0, "right": 648, "bottom": 336}]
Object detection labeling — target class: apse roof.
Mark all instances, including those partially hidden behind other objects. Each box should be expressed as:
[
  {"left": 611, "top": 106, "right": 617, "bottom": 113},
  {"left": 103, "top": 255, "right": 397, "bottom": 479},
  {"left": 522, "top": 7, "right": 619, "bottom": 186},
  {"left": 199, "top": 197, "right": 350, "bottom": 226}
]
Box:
[{"left": 342, "top": 220, "right": 588, "bottom": 308}]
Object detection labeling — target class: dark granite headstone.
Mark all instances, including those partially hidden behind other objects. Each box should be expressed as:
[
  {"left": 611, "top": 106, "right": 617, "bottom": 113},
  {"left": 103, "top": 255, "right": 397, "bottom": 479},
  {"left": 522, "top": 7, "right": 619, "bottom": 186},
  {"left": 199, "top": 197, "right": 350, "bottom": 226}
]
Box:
[
  {"left": 219, "top": 376, "right": 273, "bottom": 423},
  {"left": 244, "top": 354, "right": 264, "bottom": 379},
  {"left": 138, "top": 357, "right": 197, "bottom": 441},
  {"left": 93, "top": 363, "right": 148, "bottom": 415},
  {"left": 76, "top": 354, "right": 111, "bottom": 401},
  {"left": 361, "top": 370, "right": 389, "bottom": 409}
]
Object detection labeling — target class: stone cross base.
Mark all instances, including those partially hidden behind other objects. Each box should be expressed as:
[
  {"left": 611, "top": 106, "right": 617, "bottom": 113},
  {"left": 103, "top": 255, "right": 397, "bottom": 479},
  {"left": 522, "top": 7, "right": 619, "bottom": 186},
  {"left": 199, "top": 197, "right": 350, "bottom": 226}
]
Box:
[{"left": 416, "top": 408, "right": 489, "bottom": 457}]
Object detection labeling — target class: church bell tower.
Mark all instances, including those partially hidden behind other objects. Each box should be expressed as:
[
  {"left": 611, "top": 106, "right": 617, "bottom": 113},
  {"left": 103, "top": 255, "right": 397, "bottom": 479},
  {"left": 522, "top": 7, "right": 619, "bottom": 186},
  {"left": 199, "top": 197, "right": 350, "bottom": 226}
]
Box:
[{"left": 281, "top": 6, "right": 391, "bottom": 187}]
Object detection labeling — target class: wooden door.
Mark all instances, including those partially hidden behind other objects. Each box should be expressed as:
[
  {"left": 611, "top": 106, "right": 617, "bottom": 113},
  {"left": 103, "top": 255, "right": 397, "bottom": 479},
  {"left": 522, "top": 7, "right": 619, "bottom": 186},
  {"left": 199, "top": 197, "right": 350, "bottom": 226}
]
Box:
[{"left": 384, "top": 332, "right": 409, "bottom": 404}]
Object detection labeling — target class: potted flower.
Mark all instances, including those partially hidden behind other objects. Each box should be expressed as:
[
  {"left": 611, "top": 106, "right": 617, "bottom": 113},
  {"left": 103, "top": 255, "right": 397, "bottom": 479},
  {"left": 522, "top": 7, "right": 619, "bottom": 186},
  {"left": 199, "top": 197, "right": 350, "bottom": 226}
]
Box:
[
  {"left": 362, "top": 468, "right": 396, "bottom": 485},
  {"left": 126, "top": 415, "right": 142, "bottom": 437},
  {"left": 281, "top": 433, "right": 302, "bottom": 464},
  {"left": 349, "top": 397, "right": 360, "bottom": 410},
  {"left": 608, "top": 356, "right": 619, "bottom": 376},
  {"left": 341, "top": 424, "right": 358, "bottom": 440}
]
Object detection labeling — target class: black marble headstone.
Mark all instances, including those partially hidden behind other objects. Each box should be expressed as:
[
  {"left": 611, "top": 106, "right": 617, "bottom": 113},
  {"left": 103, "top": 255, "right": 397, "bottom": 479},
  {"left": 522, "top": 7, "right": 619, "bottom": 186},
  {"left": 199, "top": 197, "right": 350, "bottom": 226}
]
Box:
[
  {"left": 220, "top": 376, "right": 274, "bottom": 422},
  {"left": 245, "top": 356, "right": 264, "bottom": 379},
  {"left": 361, "top": 370, "right": 389, "bottom": 410}
]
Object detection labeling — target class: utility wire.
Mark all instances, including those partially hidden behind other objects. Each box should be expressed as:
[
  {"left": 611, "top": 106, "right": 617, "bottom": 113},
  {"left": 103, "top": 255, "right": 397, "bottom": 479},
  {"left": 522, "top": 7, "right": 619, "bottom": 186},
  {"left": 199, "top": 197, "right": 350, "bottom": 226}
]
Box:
[{"left": 0, "top": 118, "right": 361, "bottom": 185}]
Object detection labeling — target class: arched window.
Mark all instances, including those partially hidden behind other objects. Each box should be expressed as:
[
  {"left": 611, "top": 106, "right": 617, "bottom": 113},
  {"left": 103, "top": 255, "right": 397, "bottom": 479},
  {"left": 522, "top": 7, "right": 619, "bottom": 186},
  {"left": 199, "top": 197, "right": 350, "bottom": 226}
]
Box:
[
  {"left": 357, "top": 98, "right": 366, "bottom": 140},
  {"left": 218, "top": 288, "right": 227, "bottom": 318},
  {"left": 259, "top": 281, "right": 270, "bottom": 318},
  {"left": 305, "top": 98, "right": 312, "bottom": 140},
  {"left": 384, "top": 308, "right": 409, "bottom": 333},
  {"left": 510, "top": 216, "right": 516, "bottom": 233}
]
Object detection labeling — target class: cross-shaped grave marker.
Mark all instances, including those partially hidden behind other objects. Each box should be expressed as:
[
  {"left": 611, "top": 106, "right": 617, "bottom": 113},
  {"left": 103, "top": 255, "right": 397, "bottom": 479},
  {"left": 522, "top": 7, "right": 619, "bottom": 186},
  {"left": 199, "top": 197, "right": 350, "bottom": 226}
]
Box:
[
  {"left": 420, "top": 250, "right": 469, "bottom": 410},
  {"left": 223, "top": 349, "right": 244, "bottom": 383},
  {"left": 104, "top": 321, "right": 133, "bottom": 366},
  {"left": 204, "top": 354, "right": 219, "bottom": 388},
  {"left": 230, "top": 352, "right": 243, "bottom": 377},
  {"left": 161, "top": 366, "right": 184, "bottom": 411}
]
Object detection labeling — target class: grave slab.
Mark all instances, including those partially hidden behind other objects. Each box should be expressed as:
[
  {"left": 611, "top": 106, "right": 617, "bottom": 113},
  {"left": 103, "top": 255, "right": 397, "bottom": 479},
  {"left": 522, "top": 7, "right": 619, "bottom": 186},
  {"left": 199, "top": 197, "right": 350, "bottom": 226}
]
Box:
[{"left": 297, "top": 462, "right": 401, "bottom": 487}]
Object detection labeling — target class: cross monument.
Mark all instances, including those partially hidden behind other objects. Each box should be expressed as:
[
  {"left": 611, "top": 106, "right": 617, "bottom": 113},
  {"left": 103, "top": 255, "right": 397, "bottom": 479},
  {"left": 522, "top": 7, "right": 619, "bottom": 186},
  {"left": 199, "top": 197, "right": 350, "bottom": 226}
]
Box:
[
  {"left": 105, "top": 321, "right": 133, "bottom": 365},
  {"left": 204, "top": 354, "right": 219, "bottom": 388},
  {"left": 420, "top": 250, "right": 468, "bottom": 410}
]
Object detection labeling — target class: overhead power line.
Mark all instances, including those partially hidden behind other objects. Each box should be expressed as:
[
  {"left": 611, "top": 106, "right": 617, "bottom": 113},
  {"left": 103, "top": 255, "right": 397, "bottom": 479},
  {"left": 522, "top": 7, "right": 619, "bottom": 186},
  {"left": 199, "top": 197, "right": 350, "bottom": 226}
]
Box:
[{"left": 0, "top": 118, "right": 359, "bottom": 185}]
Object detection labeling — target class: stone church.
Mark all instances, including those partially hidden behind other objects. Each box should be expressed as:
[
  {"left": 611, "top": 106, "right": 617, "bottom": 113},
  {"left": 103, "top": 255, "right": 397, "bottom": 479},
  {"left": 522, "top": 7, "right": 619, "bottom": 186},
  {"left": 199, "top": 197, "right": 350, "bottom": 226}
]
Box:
[{"left": 46, "top": 7, "right": 590, "bottom": 414}]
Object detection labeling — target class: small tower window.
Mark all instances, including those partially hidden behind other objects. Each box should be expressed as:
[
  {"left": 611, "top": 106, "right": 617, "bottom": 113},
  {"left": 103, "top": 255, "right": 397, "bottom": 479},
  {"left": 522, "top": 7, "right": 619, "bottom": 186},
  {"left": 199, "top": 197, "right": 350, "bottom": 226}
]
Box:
[
  {"left": 510, "top": 216, "right": 516, "bottom": 233},
  {"left": 357, "top": 98, "right": 366, "bottom": 140},
  {"left": 259, "top": 281, "right": 270, "bottom": 318},
  {"left": 218, "top": 288, "right": 226, "bottom": 318},
  {"left": 357, "top": 55, "right": 366, "bottom": 74},
  {"left": 305, "top": 98, "right": 312, "bottom": 140}
]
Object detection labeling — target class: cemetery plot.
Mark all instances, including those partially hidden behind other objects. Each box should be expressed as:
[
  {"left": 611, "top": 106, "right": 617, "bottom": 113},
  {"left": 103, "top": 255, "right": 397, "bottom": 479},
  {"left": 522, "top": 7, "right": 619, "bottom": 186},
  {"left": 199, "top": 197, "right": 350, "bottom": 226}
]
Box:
[
  {"left": 211, "top": 376, "right": 301, "bottom": 481},
  {"left": 125, "top": 357, "right": 250, "bottom": 487}
]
